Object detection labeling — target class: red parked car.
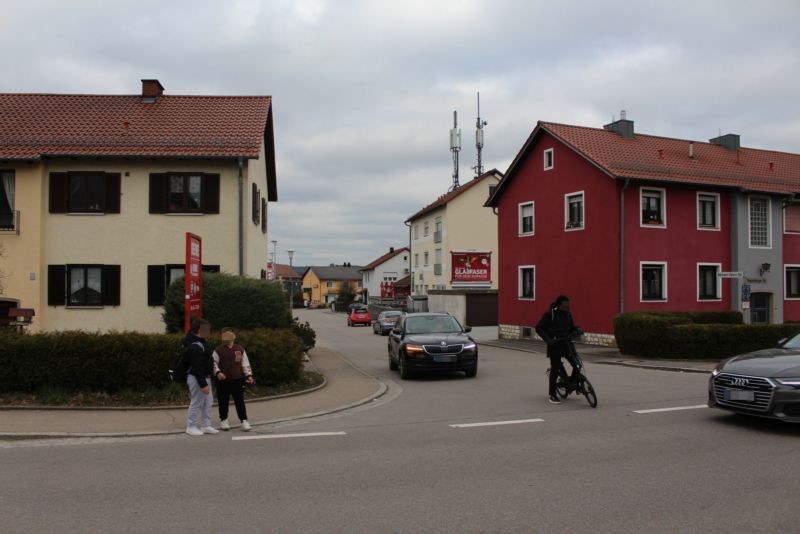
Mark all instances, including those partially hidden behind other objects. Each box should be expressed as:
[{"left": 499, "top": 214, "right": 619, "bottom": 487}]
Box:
[{"left": 347, "top": 307, "right": 372, "bottom": 327}]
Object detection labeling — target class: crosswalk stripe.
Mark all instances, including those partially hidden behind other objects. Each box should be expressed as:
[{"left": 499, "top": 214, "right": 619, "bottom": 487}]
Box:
[
  {"left": 449, "top": 418, "right": 545, "bottom": 429},
  {"left": 633, "top": 405, "right": 708, "bottom": 414},
  {"left": 232, "top": 431, "right": 347, "bottom": 441}
]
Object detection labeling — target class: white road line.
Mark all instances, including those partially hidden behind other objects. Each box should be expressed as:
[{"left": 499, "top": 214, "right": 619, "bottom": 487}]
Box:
[
  {"left": 232, "top": 431, "right": 347, "bottom": 441},
  {"left": 449, "top": 418, "right": 545, "bottom": 429},
  {"left": 633, "top": 405, "right": 708, "bottom": 414}
]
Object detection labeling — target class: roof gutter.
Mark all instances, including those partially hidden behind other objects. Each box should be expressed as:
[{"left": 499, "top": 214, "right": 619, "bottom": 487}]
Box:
[
  {"left": 404, "top": 220, "right": 412, "bottom": 295},
  {"left": 238, "top": 156, "right": 244, "bottom": 276}
]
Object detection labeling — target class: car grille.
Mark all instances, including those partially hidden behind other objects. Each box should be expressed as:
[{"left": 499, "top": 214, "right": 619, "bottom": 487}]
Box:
[
  {"left": 423, "top": 344, "right": 463, "bottom": 355},
  {"left": 713, "top": 373, "right": 775, "bottom": 413}
]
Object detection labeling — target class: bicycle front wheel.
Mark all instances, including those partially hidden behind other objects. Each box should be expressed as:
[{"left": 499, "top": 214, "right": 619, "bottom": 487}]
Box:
[{"left": 581, "top": 377, "right": 598, "bottom": 408}]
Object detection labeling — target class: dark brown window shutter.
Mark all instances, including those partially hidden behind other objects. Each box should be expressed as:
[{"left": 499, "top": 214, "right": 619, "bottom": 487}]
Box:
[
  {"left": 147, "top": 265, "right": 166, "bottom": 306},
  {"left": 202, "top": 265, "right": 220, "bottom": 273},
  {"left": 202, "top": 173, "right": 220, "bottom": 214},
  {"left": 47, "top": 265, "right": 67, "bottom": 306},
  {"left": 49, "top": 173, "right": 69, "bottom": 213},
  {"left": 261, "top": 198, "right": 267, "bottom": 233},
  {"left": 252, "top": 183, "right": 258, "bottom": 223},
  {"left": 105, "top": 173, "right": 121, "bottom": 213},
  {"left": 149, "top": 173, "right": 168, "bottom": 213},
  {"left": 102, "top": 265, "right": 121, "bottom": 306}
]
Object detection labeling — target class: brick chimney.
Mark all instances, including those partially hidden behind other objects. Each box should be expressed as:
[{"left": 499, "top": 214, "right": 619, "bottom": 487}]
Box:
[{"left": 140, "top": 79, "right": 164, "bottom": 102}]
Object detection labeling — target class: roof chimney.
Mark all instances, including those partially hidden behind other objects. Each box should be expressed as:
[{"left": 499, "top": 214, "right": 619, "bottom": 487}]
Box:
[
  {"left": 603, "top": 110, "right": 635, "bottom": 139},
  {"left": 709, "top": 133, "right": 740, "bottom": 151},
  {"left": 141, "top": 79, "right": 164, "bottom": 102},
  {"left": 389, "top": 247, "right": 395, "bottom": 253}
]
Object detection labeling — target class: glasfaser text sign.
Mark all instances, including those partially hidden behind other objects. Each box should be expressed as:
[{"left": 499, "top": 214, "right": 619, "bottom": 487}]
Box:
[{"left": 451, "top": 251, "right": 492, "bottom": 286}]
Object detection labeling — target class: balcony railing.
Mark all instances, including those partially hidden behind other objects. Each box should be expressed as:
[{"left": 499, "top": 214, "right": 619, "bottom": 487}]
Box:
[
  {"left": 433, "top": 231, "right": 442, "bottom": 243},
  {"left": 0, "top": 210, "right": 19, "bottom": 235},
  {"left": 433, "top": 263, "right": 442, "bottom": 276}
]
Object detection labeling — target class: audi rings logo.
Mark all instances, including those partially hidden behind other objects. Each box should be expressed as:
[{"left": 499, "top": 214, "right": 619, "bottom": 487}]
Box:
[
  {"left": 441, "top": 341, "right": 447, "bottom": 346},
  {"left": 731, "top": 378, "right": 750, "bottom": 387}
]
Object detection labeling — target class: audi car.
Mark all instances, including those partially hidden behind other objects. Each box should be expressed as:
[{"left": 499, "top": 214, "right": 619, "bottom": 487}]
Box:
[
  {"left": 373, "top": 310, "right": 402, "bottom": 336},
  {"left": 708, "top": 332, "right": 800, "bottom": 423},
  {"left": 387, "top": 313, "right": 477, "bottom": 379}
]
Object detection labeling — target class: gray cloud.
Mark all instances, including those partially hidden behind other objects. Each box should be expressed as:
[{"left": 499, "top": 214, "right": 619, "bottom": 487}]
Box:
[{"left": 2, "top": 0, "right": 799, "bottom": 266}]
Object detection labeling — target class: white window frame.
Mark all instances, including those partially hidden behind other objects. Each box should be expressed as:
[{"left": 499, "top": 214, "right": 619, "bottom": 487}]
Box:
[
  {"left": 414, "top": 225, "right": 419, "bottom": 240},
  {"left": 543, "top": 148, "right": 554, "bottom": 171},
  {"left": 326, "top": 281, "right": 333, "bottom": 288},
  {"left": 517, "top": 265, "right": 536, "bottom": 300},
  {"left": 564, "top": 191, "right": 585, "bottom": 232},
  {"left": 414, "top": 254, "right": 419, "bottom": 267},
  {"left": 423, "top": 221, "right": 429, "bottom": 237},
  {"left": 784, "top": 264, "right": 800, "bottom": 300},
  {"left": 783, "top": 204, "right": 800, "bottom": 235},
  {"left": 696, "top": 192, "right": 721, "bottom": 231},
  {"left": 640, "top": 187, "right": 667, "bottom": 229},
  {"left": 434, "top": 216, "right": 442, "bottom": 234},
  {"left": 748, "top": 195, "right": 772, "bottom": 249},
  {"left": 697, "top": 262, "right": 723, "bottom": 302},
  {"left": 518, "top": 201, "right": 535, "bottom": 236},
  {"left": 639, "top": 261, "right": 668, "bottom": 303},
  {"left": 424, "top": 251, "right": 429, "bottom": 266}
]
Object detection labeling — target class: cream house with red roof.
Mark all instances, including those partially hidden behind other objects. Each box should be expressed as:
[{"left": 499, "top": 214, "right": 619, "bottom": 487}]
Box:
[
  {"left": 0, "top": 79, "right": 276, "bottom": 332},
  {"left": 360, "top": 247, "right": 409, "bottom": 302}
]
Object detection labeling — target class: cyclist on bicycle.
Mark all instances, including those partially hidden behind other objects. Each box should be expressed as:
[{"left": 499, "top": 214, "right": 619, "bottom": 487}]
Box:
[{"left": 536, "top": 295, "right": 580, "bottom": 404}]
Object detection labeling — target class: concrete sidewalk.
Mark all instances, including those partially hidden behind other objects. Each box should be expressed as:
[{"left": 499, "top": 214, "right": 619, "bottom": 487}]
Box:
[
  {"left": 0, "top": 347, "right": 385, "bottom": 439},
  {"left": 479, "top": 338, "right": 718, "bottom": 374}
]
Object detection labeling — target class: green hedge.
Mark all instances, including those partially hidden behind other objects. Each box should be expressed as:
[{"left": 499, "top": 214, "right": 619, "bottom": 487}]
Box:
[
  {"left": 0, "top": 328, "right": 304, "bottom": 394},
  {"left": 614, "top": 311, "right": 799, "bottom": 359},
  {"left": 163, "top": 272, "right": 292, "bottom": 333}
]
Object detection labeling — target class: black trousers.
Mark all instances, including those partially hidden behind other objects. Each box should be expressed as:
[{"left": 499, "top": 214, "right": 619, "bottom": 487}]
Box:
[
  {"left": 548, "top": 354, "right": 578, "bottom": 396},
  {"left": 217, "top": 379, "right": 247, "bottom": 421}
]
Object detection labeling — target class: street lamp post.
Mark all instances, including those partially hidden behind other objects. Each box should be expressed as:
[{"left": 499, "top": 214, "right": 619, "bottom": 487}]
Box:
[{"left": 287, "top": 249, "right": 295, "bottom": 315}]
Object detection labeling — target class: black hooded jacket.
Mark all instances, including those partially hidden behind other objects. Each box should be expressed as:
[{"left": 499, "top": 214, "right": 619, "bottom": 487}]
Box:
[
  {"left": 535, "top": 303, "right": 578, "bottom": 358},
  {"left": 182, "top": 332, "right": 214, "bottom": 387}
]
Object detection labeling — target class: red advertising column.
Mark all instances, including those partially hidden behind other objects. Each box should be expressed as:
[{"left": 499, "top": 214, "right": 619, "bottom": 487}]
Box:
[{"left": 184, "top": 233, "right": 203, "bottom": 332}]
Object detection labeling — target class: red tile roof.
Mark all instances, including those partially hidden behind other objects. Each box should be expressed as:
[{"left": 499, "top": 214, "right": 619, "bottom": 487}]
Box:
[
  {"left": 273, "top": 264, "right": 301, "bottom": 279},
  {"left": 406, "top": 169, "right": 503, "bottom": 222},
  {"left": 488, "top": 121, "right": 800, "bottom": 206},
  {"left": 0, "top": 93, "right": 272, "bottom": 159},
  {"left": 360, "top": 247, "right": 409, "bottom": 272}
]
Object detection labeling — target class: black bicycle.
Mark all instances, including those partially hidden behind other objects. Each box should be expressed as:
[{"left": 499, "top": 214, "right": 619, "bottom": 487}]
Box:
[{"left": 548, "top": 337, "right": 598, "bottom": 408}]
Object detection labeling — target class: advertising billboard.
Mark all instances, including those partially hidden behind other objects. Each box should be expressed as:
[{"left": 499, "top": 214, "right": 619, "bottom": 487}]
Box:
[
  {"left": 184, "top": 233, "right": 203, "bottom": 332},
  {"left": 451, "top": 251, "right": 491, "bottom": 285}
]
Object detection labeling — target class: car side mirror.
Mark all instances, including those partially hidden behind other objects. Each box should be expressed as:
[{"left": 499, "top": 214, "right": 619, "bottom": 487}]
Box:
[{"left": 464, "top": 326, "right": 472, "bottom": 333}]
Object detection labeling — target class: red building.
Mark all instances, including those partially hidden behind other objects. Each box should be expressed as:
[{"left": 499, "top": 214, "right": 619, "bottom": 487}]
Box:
[{"left": 486, "top": 116, "right": 800, "bottom": 345}]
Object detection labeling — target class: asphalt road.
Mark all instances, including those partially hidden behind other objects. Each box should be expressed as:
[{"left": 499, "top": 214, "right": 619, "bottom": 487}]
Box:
[{"left": 2, "top": 309, "right": 798, "bottom": 533}]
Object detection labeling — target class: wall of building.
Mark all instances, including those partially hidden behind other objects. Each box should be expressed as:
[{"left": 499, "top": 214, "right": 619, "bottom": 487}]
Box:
[
  {"left": 362, "top": 251, "right": 409, "bottom": 298},
  {"left": 410, "top": 206, "right": 446, "bottom": 294},
  {"left": 446, "top": 174, "right": 500, "bottom": 290},
  {"left": 783, "top": 210, "right": 800, "bottom": 322},
  {"left": 623, "top": 183, "right": 733, "bottom": 315},
  {"left": 244, "top": 143, "right": 269, "bottom": 278},
  {"left": 427, "top": 292, "right": 466, "bottom": 324},
  {"left": 496, "top": 132, "right": 621, "bottom": 337},
  {"left": 41, "top": 157, "right": 240, "bottom": 332},
  {"left": 0, "top": 163, "right": 46, "bottom": 329},
  {"left": 730, "top": 193, "right": 784, "bottom": 323}
]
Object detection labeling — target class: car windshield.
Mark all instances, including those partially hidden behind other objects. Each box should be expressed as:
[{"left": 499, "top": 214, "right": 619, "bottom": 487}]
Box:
[
  {"left": 781, "top": 332, "right": 800, "bottom": 349},
  {"left": 354, "top": 309, "right": 368, "bottom": 314},
  {"left": 405, "top": 315, "right": 462, "bottom": 334},
  {"left": 381, "top": 312, "right": 401, "bottom": 320}
]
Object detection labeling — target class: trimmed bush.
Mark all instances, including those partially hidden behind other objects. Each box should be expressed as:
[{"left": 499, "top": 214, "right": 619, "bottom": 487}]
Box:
[
  {"left": 614, "top": 310, "right": 799, "bottom": 359},
  {"left": 0, "top": 328, "right": 304, "bottom": 394},
  {"left": 163, "top": 272, "right": 291, "bottom": 333},
  {"left": 291, "top": 319, "right": 316, "bottom": 352}
]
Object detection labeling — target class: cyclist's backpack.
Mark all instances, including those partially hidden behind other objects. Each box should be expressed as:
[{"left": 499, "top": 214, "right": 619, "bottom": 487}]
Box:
[{"left": 169, "top": 342, "right": 203, "bottom": 383}]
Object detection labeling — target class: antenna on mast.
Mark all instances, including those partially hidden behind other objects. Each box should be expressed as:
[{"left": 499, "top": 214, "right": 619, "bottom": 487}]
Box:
[
  {"left": 449, "top": 110, "right": 461, "bottom": 191},
  {"left": 473, "top": 92, "right": 487, "bottom": 177}
]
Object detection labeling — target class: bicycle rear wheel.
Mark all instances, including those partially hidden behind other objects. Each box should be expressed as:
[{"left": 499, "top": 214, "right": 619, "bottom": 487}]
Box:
[{"left": 580, "top": 377, "right": 598, "bottom": 408}]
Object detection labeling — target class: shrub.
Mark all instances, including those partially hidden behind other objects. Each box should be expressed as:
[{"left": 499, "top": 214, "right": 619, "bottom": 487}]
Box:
[
  {"left": 0, "top": 328, "right": 304, "bottom": 394},
  {"left": 614, "top": 311, "right": 798, "bottom": 359},
  {"left": 163, "top": 272, "right": 291, "bottom": 333},
  {"left": 291, "top": 319, "right": 316, "bottom": 352}
]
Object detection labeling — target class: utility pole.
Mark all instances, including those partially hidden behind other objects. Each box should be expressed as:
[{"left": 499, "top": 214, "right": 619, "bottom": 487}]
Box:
[{"left": 473, "top": 92, "right": 487, "bottom": 177}]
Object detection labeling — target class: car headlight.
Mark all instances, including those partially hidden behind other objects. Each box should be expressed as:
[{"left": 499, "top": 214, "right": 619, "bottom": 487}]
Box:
[
  {"left": 711, "top": 368, "right": 721, "bottom": 377},
  {"left": 462, "top": 342, "right": 477, "bottom": 351},
  {"left": 405, "top": 344, "right": 425, "bottom": 354},
  {"left": 776, "top": 378, "right": 800, "bottom": 387}
]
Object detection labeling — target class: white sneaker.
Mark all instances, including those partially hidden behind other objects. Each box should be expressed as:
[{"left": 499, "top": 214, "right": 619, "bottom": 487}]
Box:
[
  {"left": 220, "top": 419, "right": 230, "bottom": 431},
  {"left": 201, "top": 426, "right": 220, "bottom": 434},
  {"left": 185, "top": 427, "right": 203, "bottom": 436},
  {"left": 241, "top": 420, "right": 252, "bottom": 432}
]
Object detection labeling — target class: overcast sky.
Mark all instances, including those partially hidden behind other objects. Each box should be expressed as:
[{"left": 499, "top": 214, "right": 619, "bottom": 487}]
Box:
[{"left": 2, "top": 0, "right": 799, "bottom": 267}]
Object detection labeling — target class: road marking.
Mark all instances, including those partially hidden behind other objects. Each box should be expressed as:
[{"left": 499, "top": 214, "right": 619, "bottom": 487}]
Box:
[
  {"left": 633, "top": 405, "right": 708, "bottom": 414},
  {"left": 449, "top": 418, "right": 545, "bottom": 429},
  {"left": 232, "top": 431, "right": 347, "bottom": 441}
]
